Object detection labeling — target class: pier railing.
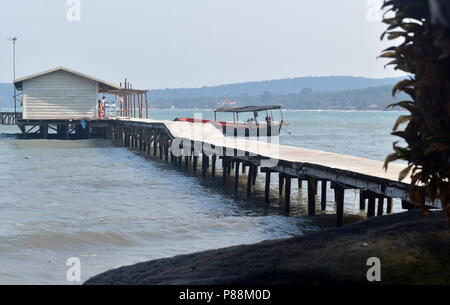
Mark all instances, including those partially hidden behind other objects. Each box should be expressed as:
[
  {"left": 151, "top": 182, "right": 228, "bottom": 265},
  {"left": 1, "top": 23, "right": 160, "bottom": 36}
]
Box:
[{"left": 0, "top": 112, "right": 22, "bottom": 125}]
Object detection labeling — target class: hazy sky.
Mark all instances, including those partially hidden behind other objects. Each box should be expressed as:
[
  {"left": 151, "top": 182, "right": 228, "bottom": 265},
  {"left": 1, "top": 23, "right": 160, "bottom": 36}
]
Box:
[{"left": 0, "top": 0, "right": 404, "bottom": 89}]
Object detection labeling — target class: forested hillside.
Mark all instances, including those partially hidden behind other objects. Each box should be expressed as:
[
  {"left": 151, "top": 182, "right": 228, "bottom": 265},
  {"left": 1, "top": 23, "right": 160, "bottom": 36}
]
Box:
[
  {"left": 150, "top": 76, "right": 402, "bottom": 99},
  {"left": 150, "top": 85, "right": 406, "bottom": 110}
]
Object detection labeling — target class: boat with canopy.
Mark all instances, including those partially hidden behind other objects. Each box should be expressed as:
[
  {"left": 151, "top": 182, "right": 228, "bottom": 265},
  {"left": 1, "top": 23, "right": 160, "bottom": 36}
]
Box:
[{"left": 175, "top": 105, "right": 287, "bottom": 137}]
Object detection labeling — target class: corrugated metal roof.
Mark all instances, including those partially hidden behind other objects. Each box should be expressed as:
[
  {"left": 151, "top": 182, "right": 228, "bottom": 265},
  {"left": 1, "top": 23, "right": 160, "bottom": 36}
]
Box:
[{"left": 14, "top": 66, "right": 121, "bottom": 91}]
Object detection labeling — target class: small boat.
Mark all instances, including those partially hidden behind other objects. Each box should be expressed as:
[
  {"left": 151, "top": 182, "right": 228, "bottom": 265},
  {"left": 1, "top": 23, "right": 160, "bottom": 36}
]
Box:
[{"left": 175, "top": 105, "right": 288, "bottom": 137}]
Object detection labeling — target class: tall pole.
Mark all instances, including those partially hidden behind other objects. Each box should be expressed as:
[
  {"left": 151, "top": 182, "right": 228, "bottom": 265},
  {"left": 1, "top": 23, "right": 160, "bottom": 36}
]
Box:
[
  {"left": 13, "top": 38, "right": 16, "bottom": 115},
  {"left": 8, "top": 37, "right": 17, "bottom": 115}
]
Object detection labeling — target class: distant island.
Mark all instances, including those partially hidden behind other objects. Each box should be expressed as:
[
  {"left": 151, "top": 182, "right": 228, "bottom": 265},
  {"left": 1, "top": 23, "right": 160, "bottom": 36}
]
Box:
[
  {"left": 148, "top": 76, "right": 405, "bottom": 111},
  {"left": 0, "top": 76, "right": 406, "bottom": 111}
]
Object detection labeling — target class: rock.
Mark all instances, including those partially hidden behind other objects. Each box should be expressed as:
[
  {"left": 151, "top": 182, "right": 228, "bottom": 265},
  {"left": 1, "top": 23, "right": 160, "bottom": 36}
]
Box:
[{"left": 85, "top": 210, "right": 450, "bottom": 285}]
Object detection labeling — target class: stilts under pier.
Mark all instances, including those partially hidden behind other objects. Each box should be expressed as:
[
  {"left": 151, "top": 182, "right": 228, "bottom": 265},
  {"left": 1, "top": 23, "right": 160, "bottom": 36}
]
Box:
[
  {"left": 15, "top": 119, "right": 111, "bottom": 140},
  {"left": 79, "top": 117, "right": 434, "bottom": 227}
]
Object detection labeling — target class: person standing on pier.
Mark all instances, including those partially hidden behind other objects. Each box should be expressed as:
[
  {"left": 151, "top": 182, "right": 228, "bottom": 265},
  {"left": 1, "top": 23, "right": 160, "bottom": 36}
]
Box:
[{"left": 98, "top": 99, "right": 105, "bottom": 119}]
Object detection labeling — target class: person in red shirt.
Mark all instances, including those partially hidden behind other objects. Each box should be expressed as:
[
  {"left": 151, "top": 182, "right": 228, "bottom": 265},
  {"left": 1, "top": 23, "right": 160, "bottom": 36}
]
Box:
[{"left": 98, "top": 100, "right": 105, "bottom": 119}]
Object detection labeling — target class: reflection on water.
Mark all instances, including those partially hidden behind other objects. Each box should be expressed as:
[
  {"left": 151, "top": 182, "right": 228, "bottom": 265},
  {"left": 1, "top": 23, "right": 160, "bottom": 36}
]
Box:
[{"left": 0, "top": 111, "right": 406, "bottom": 284}]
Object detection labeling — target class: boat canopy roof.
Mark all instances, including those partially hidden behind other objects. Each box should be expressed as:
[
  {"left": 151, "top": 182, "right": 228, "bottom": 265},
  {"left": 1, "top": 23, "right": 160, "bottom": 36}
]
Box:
[{"left": 214, "top": 105, "right": 282, "bottom": 113}]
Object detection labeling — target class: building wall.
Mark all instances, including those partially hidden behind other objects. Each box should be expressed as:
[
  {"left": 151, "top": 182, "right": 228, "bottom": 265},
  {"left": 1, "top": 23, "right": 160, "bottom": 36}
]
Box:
[{"left": 22, "top": 70, "right": 98, "bottom": 120}]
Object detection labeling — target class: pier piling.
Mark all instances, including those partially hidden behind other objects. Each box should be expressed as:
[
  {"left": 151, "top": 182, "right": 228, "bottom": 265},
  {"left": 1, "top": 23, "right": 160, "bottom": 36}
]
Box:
[
  {"left": 247, "top": 165, "right": 254, "bottom": 198},
  {"left": 285, "top": 176, "right": 291, "bottom": 213},
  {"left": 335, "top": 185, "right": 345, "bottom": 227},
  {"left": 279, "top": 173, "right": 284, "bottom": 195},
  {"left": 308, "top": 177, "right": 317, "bottom": 216},
  {"left": 321, "top": 180, "right": 327, "bottom": 211},
  {"left": 264, "top": 170, "right": 271, "bottom": 203},
  {"left": 377, "top": 197, "right": 384, "bottom": 216},
  {"left": 234, "top": 161, "right": 240, "bottom": 194},
  {"left": 367, "top": 192, "right": 376, "bottom": 218}
]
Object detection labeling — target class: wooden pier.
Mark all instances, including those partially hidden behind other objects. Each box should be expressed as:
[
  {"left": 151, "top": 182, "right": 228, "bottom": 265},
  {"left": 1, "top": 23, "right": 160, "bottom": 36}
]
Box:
[
  {"left": 89, "top": 117, "right": 425, "bottom": 227},
  {"left": 0, "top": 112, "right": 22, "bottom": 125},
  {"left": 10, "top": 116, "right": 427, "bottom": 226}
]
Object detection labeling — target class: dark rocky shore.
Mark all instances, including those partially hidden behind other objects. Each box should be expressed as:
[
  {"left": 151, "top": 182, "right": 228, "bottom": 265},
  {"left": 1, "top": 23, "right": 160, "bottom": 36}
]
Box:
[{"left": 85, "top": 210, "right": 450, "bottom": 285}]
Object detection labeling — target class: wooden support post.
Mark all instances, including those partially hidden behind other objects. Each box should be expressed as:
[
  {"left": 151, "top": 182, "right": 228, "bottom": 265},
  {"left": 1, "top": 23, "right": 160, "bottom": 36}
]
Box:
[
  {"left": 185, "top": 156, "right": 189, "bottom": 170},
  {"left": 387, "top": 198, "right": 393, "bottom": 214},
  {"left": 265, "top": 171, "right": 271, "bottom": 204},
  {"left": 66, "top": 124, "right": 70, "bottom": 140},
  {"left": 164, "top": 139, "right": 169, "bottom": 162},
  {"left": 308, "top": 177, "right": 317, "bottom": 216},
  {"left": 359, "top": 190, "right": 367, "bottom": 210},
  {"left": 335, "top": 185, "right": 345, "bottom": 227},
  {"left": 279, "top": 173, "right": 284, "bottom": 195},
  {"left": 153, "top": 132, "right": 158, "bottom": 156},
  {"left": 159, "top": 135, "right": 163, "bottom": 160},
  {"left": 252, "top": 166, "right": 258, "bottom": 186},
  {"left": 211, "top": 155, "right": 216, "bottom": 177},
  {"left": 234, "top": 161, "right": 240, "bottom": 194},
  {"left": 321, "top": 180, "right": 327, "bottom": 211},
  {"left": 202, "top": 154, "right": 208, "bottom": 178},
  {"left": 39, "top": 125, "right": 48, "bottom": 139},
  {"left": 247, "top": 165, "right": 254, "bottom": 198},
  {"left": 298, "top": 178, "right": 303, "bottom": 189},
  {"left": 331, "top": 182, "right": 338, "bottom": 203},
  {"left": 367, "top": 193, "right": 376, "bottom": 218},
  {"left": 193, "top": 156, "right": 198, "bottom": 173},
  {"left": 285, "top": 176, "right": 291, "bottom": 213},
  {"left": 222, "top": 158, "right": 228, "bottom": 186},
  {"left": 145, "top": 93, "right": 149, "bottom": 119},
  {"left": 377, "top": 197, "right": 384, "bottom": 216}
]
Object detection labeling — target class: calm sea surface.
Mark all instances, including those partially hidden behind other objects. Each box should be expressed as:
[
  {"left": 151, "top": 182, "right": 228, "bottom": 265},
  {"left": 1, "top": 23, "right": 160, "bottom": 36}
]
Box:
[{"left": 0, "top": 110, "right": 407, "bottom": 284}]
